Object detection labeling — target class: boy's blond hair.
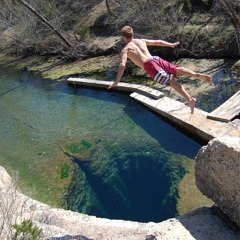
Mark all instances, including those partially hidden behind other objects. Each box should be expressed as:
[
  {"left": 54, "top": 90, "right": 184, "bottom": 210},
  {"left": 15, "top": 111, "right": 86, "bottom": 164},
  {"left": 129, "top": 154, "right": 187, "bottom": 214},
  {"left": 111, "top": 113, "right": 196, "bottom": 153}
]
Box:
[{"left": 121, "top": 26, "right": 134, "bottom": 39}]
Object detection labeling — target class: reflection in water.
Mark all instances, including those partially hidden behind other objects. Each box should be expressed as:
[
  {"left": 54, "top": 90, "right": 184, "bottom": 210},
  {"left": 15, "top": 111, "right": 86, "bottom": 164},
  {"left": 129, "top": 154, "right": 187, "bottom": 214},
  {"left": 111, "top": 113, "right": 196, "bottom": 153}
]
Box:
[{"left": 0, "top": 65, "right": 223, "bottom": 222}]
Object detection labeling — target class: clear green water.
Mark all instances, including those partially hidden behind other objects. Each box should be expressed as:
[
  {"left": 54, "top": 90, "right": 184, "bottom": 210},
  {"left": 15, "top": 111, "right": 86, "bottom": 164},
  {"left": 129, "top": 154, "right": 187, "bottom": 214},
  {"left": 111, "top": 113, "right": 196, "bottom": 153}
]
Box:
[{"left": 0, "top": 66, "right": 202, "bottom": 222}]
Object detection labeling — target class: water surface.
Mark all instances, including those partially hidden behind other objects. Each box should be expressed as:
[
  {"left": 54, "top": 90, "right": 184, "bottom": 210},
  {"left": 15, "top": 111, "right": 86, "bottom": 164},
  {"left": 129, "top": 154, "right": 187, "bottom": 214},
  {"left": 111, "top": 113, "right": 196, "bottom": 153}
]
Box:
[{"left": 0, "top": 66, "right": 204, "bottom": 222}]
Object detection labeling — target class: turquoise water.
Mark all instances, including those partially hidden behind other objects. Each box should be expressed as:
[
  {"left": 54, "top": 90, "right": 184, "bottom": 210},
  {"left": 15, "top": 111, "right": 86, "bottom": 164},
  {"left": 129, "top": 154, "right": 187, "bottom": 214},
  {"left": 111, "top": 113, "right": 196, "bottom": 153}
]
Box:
[{"left": 0, "top": 66, "right": 202, "bottom": 222}]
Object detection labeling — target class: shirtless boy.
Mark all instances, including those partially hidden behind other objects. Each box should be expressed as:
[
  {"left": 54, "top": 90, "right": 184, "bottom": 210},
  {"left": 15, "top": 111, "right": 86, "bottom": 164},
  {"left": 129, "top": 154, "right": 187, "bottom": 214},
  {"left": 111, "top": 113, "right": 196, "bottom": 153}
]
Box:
[{"left": 108, "top": 26, "right": 212, "bottom": 113}]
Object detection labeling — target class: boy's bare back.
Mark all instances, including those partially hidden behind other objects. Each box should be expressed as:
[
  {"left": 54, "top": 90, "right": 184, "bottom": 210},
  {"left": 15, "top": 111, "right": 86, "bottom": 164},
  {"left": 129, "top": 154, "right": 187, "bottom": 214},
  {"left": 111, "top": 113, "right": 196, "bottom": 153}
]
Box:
[
  {"left": 123, "top": 41, "right": 149, "bottom": 69},
  {"left": 132, "top": 39, "right": 152, "bottom": 58}
]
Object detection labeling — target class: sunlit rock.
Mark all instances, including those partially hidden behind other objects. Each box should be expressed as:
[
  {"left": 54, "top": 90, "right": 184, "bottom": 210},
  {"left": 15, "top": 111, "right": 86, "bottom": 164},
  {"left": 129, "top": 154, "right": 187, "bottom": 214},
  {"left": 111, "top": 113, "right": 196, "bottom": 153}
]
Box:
[
  {"left": 195, "top": 137, "right": 240, "bottom": 227},
  {"left": 0, "top": 164, "right": 239, "bottom": 240}
]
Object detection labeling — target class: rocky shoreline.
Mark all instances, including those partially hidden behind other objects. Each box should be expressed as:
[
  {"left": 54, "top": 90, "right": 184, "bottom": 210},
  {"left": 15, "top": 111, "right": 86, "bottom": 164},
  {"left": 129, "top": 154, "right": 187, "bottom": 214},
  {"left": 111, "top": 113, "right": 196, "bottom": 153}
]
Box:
[
  {"left": 0, "top": 167, "right": 238, "bottom": 239},
  {"left": 0, "top": 131, "right": 239, "bottom": 239},
  {"left": 0, "top": 54, "right": 239, "bottom": 108}
]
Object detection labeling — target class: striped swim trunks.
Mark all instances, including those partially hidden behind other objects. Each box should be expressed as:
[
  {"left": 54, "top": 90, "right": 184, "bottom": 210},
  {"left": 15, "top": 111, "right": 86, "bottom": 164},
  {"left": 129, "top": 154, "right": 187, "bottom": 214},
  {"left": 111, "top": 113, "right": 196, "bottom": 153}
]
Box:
[
  {"left": 143, "top": 58, "right": 173, "bottom": 86},
  {"left": 152, "top": 56, "right": 179, "bottom": 78}
]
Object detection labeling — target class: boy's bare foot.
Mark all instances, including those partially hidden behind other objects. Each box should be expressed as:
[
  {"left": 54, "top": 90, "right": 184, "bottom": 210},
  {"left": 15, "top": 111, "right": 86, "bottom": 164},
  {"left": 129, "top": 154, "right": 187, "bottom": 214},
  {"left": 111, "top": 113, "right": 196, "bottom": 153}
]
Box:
[
  {"left": 188, "top": 97, "right": 197, "bottom": 114},
  {"left": 197, "top": 74, "right": 212, "bottom": 83}
]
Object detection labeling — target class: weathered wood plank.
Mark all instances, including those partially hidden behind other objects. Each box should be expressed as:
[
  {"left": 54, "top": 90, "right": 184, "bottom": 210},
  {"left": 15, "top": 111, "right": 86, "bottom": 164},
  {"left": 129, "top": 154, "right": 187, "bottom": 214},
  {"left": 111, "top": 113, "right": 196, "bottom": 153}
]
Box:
[{"left": 207, "top": 90, "right": 240, "bottom": 122}]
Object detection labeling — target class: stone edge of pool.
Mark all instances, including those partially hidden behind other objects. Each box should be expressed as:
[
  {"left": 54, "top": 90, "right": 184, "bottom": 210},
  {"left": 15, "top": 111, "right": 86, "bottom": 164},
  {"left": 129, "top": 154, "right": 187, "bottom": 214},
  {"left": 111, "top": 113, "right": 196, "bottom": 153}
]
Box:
[{"left": 67, "top": 77, "right": 240, "bottom": 142}]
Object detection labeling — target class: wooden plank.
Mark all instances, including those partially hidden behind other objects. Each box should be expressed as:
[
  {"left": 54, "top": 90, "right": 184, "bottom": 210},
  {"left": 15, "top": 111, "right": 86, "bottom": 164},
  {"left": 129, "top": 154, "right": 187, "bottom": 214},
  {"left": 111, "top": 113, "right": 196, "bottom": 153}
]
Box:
[{"left": 207, "top": 91, "right": 240, "bottom": 122}]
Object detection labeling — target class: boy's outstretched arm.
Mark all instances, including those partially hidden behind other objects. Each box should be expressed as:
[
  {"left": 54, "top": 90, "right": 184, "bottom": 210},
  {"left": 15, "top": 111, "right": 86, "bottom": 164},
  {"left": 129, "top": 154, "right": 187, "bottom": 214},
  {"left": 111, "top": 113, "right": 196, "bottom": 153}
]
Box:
[{"left": 143, "top": 39, "right": 180, "bottom": 48}]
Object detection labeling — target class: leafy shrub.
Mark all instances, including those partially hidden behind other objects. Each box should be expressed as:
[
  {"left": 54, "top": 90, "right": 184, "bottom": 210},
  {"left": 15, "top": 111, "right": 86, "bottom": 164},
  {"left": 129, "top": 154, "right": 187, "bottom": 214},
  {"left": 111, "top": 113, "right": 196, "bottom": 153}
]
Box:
[
  {"left": 75, "top": 24, "right": 92, "bottom": 38},
  {"left": 12, "top": 219, "right": 43, "bottom": 240}
]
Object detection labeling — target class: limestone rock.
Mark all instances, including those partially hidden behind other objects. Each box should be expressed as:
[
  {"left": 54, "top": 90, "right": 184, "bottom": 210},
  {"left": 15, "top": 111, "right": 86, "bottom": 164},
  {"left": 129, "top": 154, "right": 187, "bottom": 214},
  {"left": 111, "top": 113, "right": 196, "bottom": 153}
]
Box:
[
  {"left": 0, "top": 164, "right": 239, "bottom": 239},
  {"left": 195, "top": 137, "right": 240, "bottom": 227}
]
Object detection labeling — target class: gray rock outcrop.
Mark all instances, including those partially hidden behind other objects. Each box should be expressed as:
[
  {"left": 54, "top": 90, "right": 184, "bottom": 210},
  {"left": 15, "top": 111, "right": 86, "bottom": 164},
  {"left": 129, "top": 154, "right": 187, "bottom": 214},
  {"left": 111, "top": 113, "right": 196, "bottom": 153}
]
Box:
[
  {"left": 195, "top": 137, "right": 240, "bottom": 227},
  {"left": 1, "top": 164, "right": 239, "bottom": 240}
]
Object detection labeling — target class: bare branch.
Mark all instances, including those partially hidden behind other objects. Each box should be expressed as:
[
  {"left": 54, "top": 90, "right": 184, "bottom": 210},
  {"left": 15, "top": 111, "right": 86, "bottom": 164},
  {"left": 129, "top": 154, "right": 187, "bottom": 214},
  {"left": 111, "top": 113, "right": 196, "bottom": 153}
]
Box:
[{"left": 16, "top": 0, "right": 73, "bottom": 48}]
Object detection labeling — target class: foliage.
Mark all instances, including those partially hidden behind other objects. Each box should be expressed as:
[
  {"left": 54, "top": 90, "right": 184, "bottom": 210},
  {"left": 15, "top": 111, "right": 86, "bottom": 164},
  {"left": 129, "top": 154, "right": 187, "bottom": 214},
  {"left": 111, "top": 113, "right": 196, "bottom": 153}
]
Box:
[
  {"left": 75, "top": 23, "right": 92, "bottom": 38},
  {"left": 104, "top": 0, "right": 239, "bottom": 57},
  {"left": 12, "top": 219, "right": 43, "bottom": 240},
  {"left": 60, "top": 163, "right": 71, "bottom": 179},
  {"left": 0, "top": 171, "right": 44, "bottom": 239},
  {"left": 67, "top": 139, "right": 92, "bottom": 154},
  {"left": 0, "top": 0, "right": 239, "bottom": 57}
]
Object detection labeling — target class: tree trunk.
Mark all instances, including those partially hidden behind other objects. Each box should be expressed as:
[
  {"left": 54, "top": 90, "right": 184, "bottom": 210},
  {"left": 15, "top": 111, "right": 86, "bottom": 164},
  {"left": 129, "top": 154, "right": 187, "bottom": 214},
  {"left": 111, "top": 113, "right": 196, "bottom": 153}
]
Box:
[
  {"left": 16, "top": 0, "right": 73, "bottom": 48},
  {"left": 105, "top": 0, "right": 111, "bottom": 13},
  {"left": 218, "top": 0, "right": 240, "bottom": 53}
]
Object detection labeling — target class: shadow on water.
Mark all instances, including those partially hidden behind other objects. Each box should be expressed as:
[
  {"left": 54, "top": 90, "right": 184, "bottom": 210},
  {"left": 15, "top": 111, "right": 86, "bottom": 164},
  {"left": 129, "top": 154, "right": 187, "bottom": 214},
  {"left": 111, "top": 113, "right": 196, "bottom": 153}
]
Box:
[
  {"left": 66, "top": 84, "right": 206, "bottom": 150},
  {"left": 0, "top": 83, "right": 26, "bottom": 96},
  {"left": 123, "top": 103, "right": 203, "bottom": 158}
]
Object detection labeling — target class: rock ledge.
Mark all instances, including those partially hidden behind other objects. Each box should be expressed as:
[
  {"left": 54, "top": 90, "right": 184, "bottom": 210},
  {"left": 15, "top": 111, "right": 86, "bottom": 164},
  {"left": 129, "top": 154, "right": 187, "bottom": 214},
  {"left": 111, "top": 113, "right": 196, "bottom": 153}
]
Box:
[{"left": 0, "top": 164, "right": 239, "bottom": 240}]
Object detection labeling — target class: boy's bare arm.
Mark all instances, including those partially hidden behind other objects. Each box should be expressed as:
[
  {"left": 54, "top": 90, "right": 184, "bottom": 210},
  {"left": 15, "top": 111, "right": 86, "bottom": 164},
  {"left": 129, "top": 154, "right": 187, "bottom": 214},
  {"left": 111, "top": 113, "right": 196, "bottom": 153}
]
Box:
[
  {"left": 143, "top": 39, "right": 180, "bottom": 48},
  {"left": 108, "top": 48, "right": 128, "bottom": 89}
]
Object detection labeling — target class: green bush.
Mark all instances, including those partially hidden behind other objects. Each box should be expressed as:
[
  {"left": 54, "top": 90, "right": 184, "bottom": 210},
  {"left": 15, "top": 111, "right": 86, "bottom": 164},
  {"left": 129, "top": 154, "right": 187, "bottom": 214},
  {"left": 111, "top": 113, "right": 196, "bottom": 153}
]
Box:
[
  {"left": 75, "top": 24, "right": 92, "bottom": 38},
  {"left": 12, "top": 219, "right": 43, "bottom": 240}
]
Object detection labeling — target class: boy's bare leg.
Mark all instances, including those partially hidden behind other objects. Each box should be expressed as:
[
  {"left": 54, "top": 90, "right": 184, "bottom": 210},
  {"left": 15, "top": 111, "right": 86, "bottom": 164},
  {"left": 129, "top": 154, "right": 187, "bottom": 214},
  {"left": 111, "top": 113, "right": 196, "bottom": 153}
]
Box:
[
  {"left": 168, "top": 79, "right": 196, "bottom": 114},
  {"left": 176, "top": 67, "right": 212, "bottom": 83}
]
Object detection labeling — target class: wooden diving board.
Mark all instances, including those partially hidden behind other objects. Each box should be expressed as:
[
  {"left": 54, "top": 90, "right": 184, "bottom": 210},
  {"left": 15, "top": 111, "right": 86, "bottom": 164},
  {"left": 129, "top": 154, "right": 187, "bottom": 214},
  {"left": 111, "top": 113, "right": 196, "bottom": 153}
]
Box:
[{"left": 207, "top": 90, "right": 240, "bottom": 122}]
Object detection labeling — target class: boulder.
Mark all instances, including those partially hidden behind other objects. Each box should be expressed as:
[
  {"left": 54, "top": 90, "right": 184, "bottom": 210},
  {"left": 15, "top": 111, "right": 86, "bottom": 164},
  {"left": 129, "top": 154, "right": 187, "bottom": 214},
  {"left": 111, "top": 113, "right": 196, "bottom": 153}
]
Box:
[{"left": 195, "top": 137, "right": 240, "bottom": 227}]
